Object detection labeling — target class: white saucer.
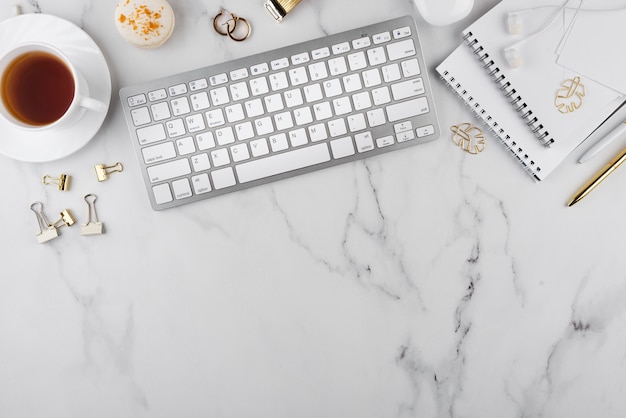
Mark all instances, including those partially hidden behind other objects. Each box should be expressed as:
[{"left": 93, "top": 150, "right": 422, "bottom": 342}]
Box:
[{"left": 0, "top": 14, "right": 111, "bottom": 163}]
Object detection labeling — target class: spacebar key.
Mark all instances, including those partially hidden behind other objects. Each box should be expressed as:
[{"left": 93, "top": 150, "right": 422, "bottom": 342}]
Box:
[{"left": 236, "top": 144, "right": 331, "bottom": 183}]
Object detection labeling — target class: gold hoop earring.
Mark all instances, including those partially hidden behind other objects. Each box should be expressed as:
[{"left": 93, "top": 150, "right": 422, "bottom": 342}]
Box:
[
  {"left": 228, "top": 15, "right": 251, "bottom": 42},
  {"left": 213, "top": 9, "right": 235, "bottom": 36}
]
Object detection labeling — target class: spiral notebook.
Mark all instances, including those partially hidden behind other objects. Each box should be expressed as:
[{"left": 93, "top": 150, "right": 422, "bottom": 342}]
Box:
[{"left": 460, "top": 0, "right": 622, "bottom": 148}]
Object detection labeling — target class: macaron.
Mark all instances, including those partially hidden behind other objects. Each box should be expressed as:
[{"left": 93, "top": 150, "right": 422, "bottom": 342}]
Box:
[{"left": 115, "top": 0, "right": 175, "bottom": 48}]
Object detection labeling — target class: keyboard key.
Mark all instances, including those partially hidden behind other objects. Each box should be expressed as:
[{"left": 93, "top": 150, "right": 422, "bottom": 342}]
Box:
[
  {"left": 391, "top": 78, "right": 425, "bottom": 100},
  {"left": 169, "top": 84, "right": 188, "bottom": 96},
  {"left": 172, "top": 178, "right": 192, "bottom": 199},
  {"left": 205, "top": 109, "right": 226, "bottom": 127},
  {"left": 235, "top": 121, "right": 255, "bottom": 140},
  {"left": 376, "top": 135, "right": 395, "bottom": 148},
  {"left": 416, "top": 124, "right": 436, "bottom": 138},
  {"left": 254, "top": 116, "right": 274, "bottom": 136},
  {"left": 367, "top": 108, "right": 386, "bottom": 127},
  {"left": 382, "top": 63, "right": 401, "bottom": 82},
  {"left": 210, "top": 148, "right": 231, "bottom": 167},
  {"left": 387, "top": 39, "right": 416, "bottom": 61},
  {"left": 153, "top": 183, "right": 173, "bottom": 204},
  {"left": 191, "top": 153, "right": 211, "bottom": 171},
  {"left": 131, "top": 107, "right": 151, "bottom": 126},
  {"left": 192, "top": 173, "right": 212, "bottom": 194},
  {"left": 142, "top": 142, "right": 176, "bottom": 164},
  {"left": 293, "top": 106, "right": 313, "bottom": 125},
  {"left": 284, "top": 89, "right": 304, "bottom": 107},
  {"left": 355, "top": 131, "right": 375, "bottom": 152},
  {"left": 189, "top": 78, "right": 208, "bottom": 91},
  {"left": 265, "top": 94, "right": 285, "bottom": 112},
  {"left": 166, "top": 119, "right": 186, "bottom": 137},
  {"left": 231, "top": 143, "right": 251, "bottom": 162},
  {"left": 401, "top": 58, "right": 421, "bottom": 77},
  {"left": 190, "top": 92, "right": 211, "bottom": 111},
  {"left": 210, "top": 87, "right": 230, "bottom": 106},
  {"left": 250, "top": 77, "right": 270, "bottom": 96},
  {"left": 274, "top": 111, "right": 294, "bottom": 131},
  {"left": 312, "top": 47, "right": 330, "bottom": 60},
  {"left": 308, "top": 123, "right": 328, "bottom": 142},
  {"left": 176, "top": 136, "right": 196, "bottom": 155},
  {"left": 373, "top": 31, "right": 391, "bottom": 44},
  {"left": 270, "top": 72, "right": 289, "bottom": 91},
  {"left": 328, "top": 118, "right": 348, "bottom": 137},
  {"left": 323, "top": 79, "right": 342, "bottom": 97},
  {"left": 372, "top": 86, "right": 391, "bottom": 106},
  {"left": 393, "top": 26, "right": 412, "bottom": 39},
  {"left": 215, "top": 126, "right": 235, "bottom": 145},
  {"left": 313, "top": 101, "right": 333, "bottom": 120},
  {"left": 328, "top": 57, "right": 348, "bottom": 75},
  {"left": 230, "top": 68, "right": 249, "bottom": 81},
  {"left": 330, "top": 137, "right": 355, "bottom": 158},
  {"left": 362, "top": 69, "right": 382, "bottom": 88},
  {"left": 271, "top": 57, "right": 289, "bottom": 70},
  {"left": 147, "top": 159, "right": 191, "bottom": 183},
  {"left": 304, "top": 84, "right": 324, "bottom": 102},
  {"left": 352, "top": 37, "right": 371, "bottom": 50},
  {"left": 251, "top": 62, "right": 269, "bottom": 75},
  {"left": 148, "top": 89, "right": 167, "bottom": 101},
  {"left": 288, "top": 67, "right": 308, "bottom": 86},
  {"left": 245, "top": 98, "right": 264, "bottom": 117},
  {"left": 230, "top": 82, "right": 250, "bottom": 100},
  {"left": 348, "top": 52, "right": 367, "bottom": 71},
  {"left": 151, "top": 102, "right": 171, "bottom": 121},
  {"left": 171, "top": 97, "right": 191, "bottom": 116},
  {"left": 367, "top": 47, "right": 387, "bottom": 66},
  {"left": 343, "top": 74, "right": 362, "bottom": 93},
  {"left": 397, "top": 129, "right": 415, "bottom": 143},
  {"left": 210, "top": 73, "right": 228, "bottom": 86},
  {"left": 211, "top": 167, "right": 236, "bottom": 189},
  {"left": 308, "top": 62, "right": 328, "bottom": 81},
  {"left": 196, "top": 132, "right": 216, "bottom": 150},
  {"left": 289, "top": 128, "right": 308, "bottom": 147},
  {"left": 291, "top": 52, "right": 310, "bottom": 65},
  {"left": 137, "top": 124, "right": 166, "bottom": 145},
  {"left": 225, "top": 103, "right": 245, "bottom": 123},
  {"left": 332, "top": 42, "right": 350, "bottom": 55},
  {"left": 386, "top": 97, "right": 429, "bottom": 122},
  {"left": 269, "top": 133, "right": 289, "bottom": 152},
  {"left": 250, "top": 138, "right": 270, "bottom": 157},
  {"left": 236, "top": 143, "right": 331, "bottom": 183},
  {"left": 128, "top": 94, "right": 147, "bottom": 107}
]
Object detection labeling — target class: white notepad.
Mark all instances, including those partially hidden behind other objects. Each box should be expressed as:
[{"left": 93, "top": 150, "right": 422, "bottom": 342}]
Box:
[
  {"left": 436, "top": 44, "right": 621, "bottom": 180},
  {"left": 557, "top": 2, "right": 626, "bottom": 95},
  {"left": 461, "top": 0, "right": 623, "bottom": 147}
]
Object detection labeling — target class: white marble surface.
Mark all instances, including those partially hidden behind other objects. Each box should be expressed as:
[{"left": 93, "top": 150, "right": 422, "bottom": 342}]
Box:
[{"left": 1, "top": 0, "right": 626, "bottom": 416}]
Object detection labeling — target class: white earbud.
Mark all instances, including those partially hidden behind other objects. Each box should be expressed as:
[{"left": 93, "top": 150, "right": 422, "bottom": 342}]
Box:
[
  {"left": 506, "top": 13, "right": 523, "bottom": 35},
  {"left": 504, "top": 47, "right": 522, "bottom": 68}
]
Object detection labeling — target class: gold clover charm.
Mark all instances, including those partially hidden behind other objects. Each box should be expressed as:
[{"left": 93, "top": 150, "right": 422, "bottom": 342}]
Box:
[
  {"left": 555, "top": 76, "right": 585, "bottom": 114},
  {"left": 451, "top": 123, "right": 486, "bottom": 154}
]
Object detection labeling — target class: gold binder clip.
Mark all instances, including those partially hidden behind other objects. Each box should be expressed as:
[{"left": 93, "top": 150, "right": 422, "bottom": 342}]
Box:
[
  {"left": 51, "top": 209, "right": 76, "bottom": 229},
  {"left": 42, "top": 174, "right": 71, "bottom": 191},
  {"left": 81, "top": 194, "right": 104, "bottom": 236},
  {"left": 94, "top": 162, "right": 123, "bottom": 182},
  {"left": 30, "top": 201, "right": 59, "bottom": 244}
]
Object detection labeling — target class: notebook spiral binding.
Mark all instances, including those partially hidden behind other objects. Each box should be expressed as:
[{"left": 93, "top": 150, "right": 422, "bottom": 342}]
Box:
[
  {"left": 463, "top": 31, "right": 555, "bottom": 147},
  {"left": 438, "top": 69, "right": 542, "bottom": 181}
]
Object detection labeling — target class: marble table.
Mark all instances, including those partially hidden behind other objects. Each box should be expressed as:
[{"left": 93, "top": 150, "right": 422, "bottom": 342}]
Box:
[{"left": 1, "top": 0, "right": 626, "bottom": 416}]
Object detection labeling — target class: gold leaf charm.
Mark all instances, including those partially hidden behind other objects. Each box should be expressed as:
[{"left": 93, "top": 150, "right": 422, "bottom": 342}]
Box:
[
  {"left": 555, "top": 76, "right": 585, "bottom": 114},
  {"left": 451, "top": 123, "right": 486, "bottom": 154}
]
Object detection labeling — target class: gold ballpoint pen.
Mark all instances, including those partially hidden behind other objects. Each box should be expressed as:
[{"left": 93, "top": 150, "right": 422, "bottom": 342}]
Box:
[{"left": 568, "top": 146, "right": 626, "bottom": 206}]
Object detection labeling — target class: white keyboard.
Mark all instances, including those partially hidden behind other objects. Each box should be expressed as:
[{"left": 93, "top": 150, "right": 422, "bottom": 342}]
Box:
[{"left": 120, "top": 16, "right": 440, "bottom": 210}]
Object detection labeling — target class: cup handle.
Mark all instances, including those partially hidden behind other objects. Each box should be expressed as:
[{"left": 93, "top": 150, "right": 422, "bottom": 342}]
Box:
[{"left": 78, "top": 96, "right": 107, "bottom": 113}]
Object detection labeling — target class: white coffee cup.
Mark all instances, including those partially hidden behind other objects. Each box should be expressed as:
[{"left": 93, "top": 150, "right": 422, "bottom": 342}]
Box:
[{"left": 0, "top": 43, "right": 106, "bottom": 131}]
